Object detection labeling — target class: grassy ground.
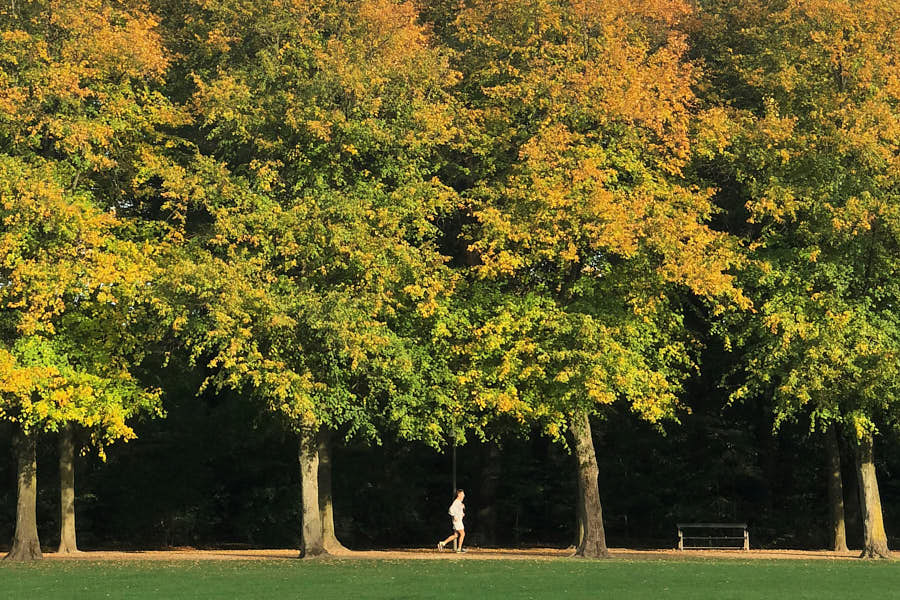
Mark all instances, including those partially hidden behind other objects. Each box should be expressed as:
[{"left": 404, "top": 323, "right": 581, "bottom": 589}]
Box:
[{"left": 1, "top": 557, "right": 898, "bottom": 599}]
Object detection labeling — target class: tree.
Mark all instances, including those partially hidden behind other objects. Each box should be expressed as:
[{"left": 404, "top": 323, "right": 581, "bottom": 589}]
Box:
[
  {"left": 442, "top": 0, "right": 747, "bottom": 557},
  {"left": 154, "top": 0, "right": 461, "bottom": 557},
  {"left": 0, "top": 0, "right": 175, "bottom": 559},
  {"left": 692, "top": 0, "right": 900, "bottom": 558},
  {"left": 0, "top": 160, "right": 163, "bottom": 560}
]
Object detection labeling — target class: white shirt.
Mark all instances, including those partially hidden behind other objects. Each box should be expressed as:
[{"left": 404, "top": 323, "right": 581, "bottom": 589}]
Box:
[{"left": 448, "top": 498, "right": 464, "bottom": 519}]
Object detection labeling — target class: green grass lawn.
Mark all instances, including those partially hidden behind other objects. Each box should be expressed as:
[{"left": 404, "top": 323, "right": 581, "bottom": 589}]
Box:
[{"left": 1, "top": 557, "right": 898, "bottom": 600}]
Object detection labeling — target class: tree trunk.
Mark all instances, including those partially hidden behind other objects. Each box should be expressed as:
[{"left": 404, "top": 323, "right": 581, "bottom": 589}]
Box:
[
  {"left": 5, "top": 428, "right": 42, "bottom": 561},
  {"left": 57, "top": 424, "right": 79, "bottom": 554},
  {"left": 854, "top": 432, "right": 891, "bottom": 559},
  {"left": 298, "top": 427, "right": 326, "bottom": 558},
  {"left": 574, "top": 459, "right": 585, "bottom": 549},
  {"left": 570, "top": 411, "right": 609, "bottom": 558},
  {"left": 317, "top": 429, "right": 347, "bottom": 553},
  {"left": 824, "top": 424, "right": 848, "bottom": 553}
]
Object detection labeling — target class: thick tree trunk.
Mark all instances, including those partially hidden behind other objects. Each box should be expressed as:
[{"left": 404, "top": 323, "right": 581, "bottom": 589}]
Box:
[
  {"left": 5, "top": 428, "right": 42, "bottom": 561},
  {"left": 854, "top": 432, "right": 891, "bottom": 559},
  {"left": 824, "top": 424, "right": 848, "bottom": 553},
  {"left": 317, "top": 429, "right": 346, "bottom": 553},
  {"left": 298, "top": 427, "right": 326, "bottom": 558},
  {"left": 57, "top": 424, "right": 79, "bottom": 554},
  {"left": 477, "top": 443, "right": 501, "bottom": 547},
  {"left": 570, "top": 411, "right": 609, "bottom": 558}
]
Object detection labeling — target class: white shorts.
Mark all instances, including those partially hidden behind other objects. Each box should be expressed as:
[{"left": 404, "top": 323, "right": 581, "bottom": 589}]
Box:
[{"left": 451, "top": 517, "right": 464, "bottom": 531}]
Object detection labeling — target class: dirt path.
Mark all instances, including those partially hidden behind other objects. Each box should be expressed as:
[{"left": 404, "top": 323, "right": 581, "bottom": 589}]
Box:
[{"left": 41, "top": 547, "right": 866, "bottom": 562}]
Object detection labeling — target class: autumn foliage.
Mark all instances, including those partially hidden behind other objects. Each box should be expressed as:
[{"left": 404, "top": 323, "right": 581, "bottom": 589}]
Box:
[{"left": 0, "top": 0, "right": 897, "bottom": 560}]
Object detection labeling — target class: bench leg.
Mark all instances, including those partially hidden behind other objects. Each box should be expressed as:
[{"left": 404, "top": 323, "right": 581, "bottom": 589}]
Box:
[{"left": 743, "top": 530, "right": 749, "bottom": 551}]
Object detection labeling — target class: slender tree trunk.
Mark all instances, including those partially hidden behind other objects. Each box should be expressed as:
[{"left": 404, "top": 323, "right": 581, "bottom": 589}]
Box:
[
  {"left": 5, "top": 428, "right": 42, "bottom": 561},
  {"left": 298, "top": 427, "right": 326, "bottom": 558},
  {"left": 317, "top": 429, "right": 346, "bottom": 553},
  {"left": 824, "top": 424, "right": 848, "bottom": 553},
  {"left": 570, "top": 411, "right": 609, "bottom": 558},
  {"left": 853, "top": 432, "right": 891, "bottom": 559}
]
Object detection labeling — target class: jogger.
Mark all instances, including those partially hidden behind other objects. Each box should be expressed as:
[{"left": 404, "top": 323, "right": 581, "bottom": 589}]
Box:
[{"left": 438, "top": 489, "right": 466, "bottom": 553}]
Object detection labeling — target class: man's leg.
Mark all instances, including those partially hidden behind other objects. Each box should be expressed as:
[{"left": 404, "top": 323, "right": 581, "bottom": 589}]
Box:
[
  {"left": 456, "top": 529, "right": 465, "bottom": 552},
  {"left": 439, "top": 531, "right": 457, "bottom": 550}
]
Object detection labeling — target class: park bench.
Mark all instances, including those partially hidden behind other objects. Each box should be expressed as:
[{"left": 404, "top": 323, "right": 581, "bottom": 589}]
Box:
[{"left": 676, "top": 523, "right": 749, "bottom": 550}]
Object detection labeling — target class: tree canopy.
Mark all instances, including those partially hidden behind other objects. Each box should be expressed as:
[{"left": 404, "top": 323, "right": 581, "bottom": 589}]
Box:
[{"left": 1, "top": 0, "right": 898, "bottom": 562}]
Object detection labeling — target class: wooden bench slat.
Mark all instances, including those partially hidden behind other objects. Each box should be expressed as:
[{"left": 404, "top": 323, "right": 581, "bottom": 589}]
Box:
[{"left": 676, "top": 523, "right": 747, "bottom": 528}]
